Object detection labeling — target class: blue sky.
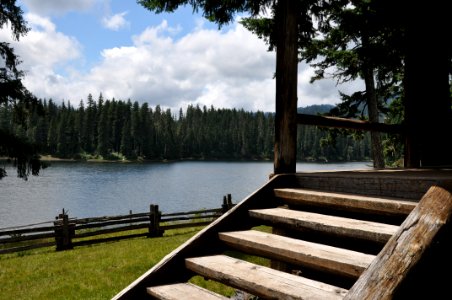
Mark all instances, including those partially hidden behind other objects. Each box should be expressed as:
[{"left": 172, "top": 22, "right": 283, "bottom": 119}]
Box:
[{"left": 1, "top": 0, "right": 362, "bottom": 112}]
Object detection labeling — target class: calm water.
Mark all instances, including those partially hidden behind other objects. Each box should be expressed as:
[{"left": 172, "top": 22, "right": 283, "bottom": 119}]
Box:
[{"left": 0, "top": 161, "right": 372, "bottom": 228}]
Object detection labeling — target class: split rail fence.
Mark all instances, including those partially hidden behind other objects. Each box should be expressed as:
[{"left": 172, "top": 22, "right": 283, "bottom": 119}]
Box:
[{"left": 0, "top": 194, "right": 234, "bottom": 255}]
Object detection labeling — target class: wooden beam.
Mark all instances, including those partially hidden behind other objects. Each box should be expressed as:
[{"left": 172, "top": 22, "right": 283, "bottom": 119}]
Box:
[
  {"left": 297, "top": 113, "right": 404, "bottom": 134},
  {"left": 274, "top": 188, "right": 416, "bottom": 217},
  {"left": 185, "top": 255, "right": 348, "bottom": 299},
  {"left": 219, "top": 230, "right": 375, "bottom": 279},
  {"left": 345, "top": 181, "right": 452, "bottom": 299},
  {"left": 147, "top": 283, "right": 228, "bottom": 300},
  {"left": 274, "top": 0, "right": 298, "bottom": 174},
  {"left": 249, "top": 207, "right": 398, "bottom": 244}
]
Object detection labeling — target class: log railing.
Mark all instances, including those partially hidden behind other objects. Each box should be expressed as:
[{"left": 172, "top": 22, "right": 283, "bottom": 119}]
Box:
[
  {"left": 0, "top": 194, "right": 235, "bottom": 255},
  {"left": 297, "top": 113, "right": 404, "bottom": 134}
]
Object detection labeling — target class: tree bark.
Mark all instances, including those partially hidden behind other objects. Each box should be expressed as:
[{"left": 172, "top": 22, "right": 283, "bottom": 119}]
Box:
[
  {"left": 363, "top": 66, "right": 385, "bottom": 168},
  {"left": 274, "top": 0, "right": 299, "bottom": 174}
]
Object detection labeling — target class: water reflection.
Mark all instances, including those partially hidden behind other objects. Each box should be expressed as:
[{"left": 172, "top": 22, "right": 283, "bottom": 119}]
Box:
[{"left": 0, "top": 161, "right": 372, "bottom": 228}]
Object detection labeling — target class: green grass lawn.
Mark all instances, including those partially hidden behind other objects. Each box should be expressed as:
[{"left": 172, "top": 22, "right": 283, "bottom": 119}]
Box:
[
  {"left": 0, "top": 228, "right": 201, "bottom": 300},
  {"left": 0, "top": 225, "right": 272, "bottom": 300}
]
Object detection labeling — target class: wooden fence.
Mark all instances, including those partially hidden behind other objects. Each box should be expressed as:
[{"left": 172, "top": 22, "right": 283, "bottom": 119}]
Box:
[{"left": 0, "top": 194, "right": 234, "bottom": 255}]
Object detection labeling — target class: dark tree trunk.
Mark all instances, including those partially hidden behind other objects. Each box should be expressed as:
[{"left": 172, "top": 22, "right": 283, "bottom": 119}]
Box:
[
  {"left": 403, "top": 4, "right": 452, "bottom": 167},
  {"left": 274, "top": 0, "right": 299, "bottom": 174},
  {"left": 363, "top": 66, "right": 385, "bottom": 168}
]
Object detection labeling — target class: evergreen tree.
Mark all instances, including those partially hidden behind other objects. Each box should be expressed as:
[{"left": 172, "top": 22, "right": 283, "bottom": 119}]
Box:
[
  {"left": 242, "top": 0, "right": 452, "bottom": 167},
  {"left": 56, "top": 102, "right": 70, "bottom": 157},
  {"left": 120, "top": 100, "right": 133, "bottom": 158},
  {"left": 96, "top": 100, "right": 109, "bottom": 157},
  {"left": 83, "top": 94, "right": 97, "bottom": 153},
  {"left": 0, "top": 0, "right": 44, "bottom": 179},
  {"left": 131, "top": 101, "right": 141, "bottom": 157},
  {"left": 1, "top": 94, "right": 370, "bottom": 163},
  {"left": 140, "top": 102, "right": 154, "bottom": 158},
  {"left": 75, "top": 100, "right": 85, "bottom": 156},
  {"left": 110, "top": 99, "right": 125, "bottom": 153},
  {"left": 47, "top": 119, "right": 58, "bottom": 154}
]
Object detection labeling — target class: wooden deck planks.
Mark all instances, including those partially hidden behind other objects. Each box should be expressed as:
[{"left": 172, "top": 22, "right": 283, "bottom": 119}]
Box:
[
  {"left": 218, "top": 230, "right": 375, "bottom": 278},
  {"left": 274, "top": 188, "right": 417, "bottom": 216},
  {"left": 185, "top": 255, "right": 348, "bottom": 300},
  {"left": 249, "top": 207, "right": 399, "bottom": 244},
  {"left": 147, "top": 283, "right": 228, "bottom": 300}
]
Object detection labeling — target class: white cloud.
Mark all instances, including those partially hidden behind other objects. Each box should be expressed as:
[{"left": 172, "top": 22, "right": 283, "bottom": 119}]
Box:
[
  {"left": 1, "top": 13, "right": 81, "bottom": 67},
  {"left": 102, "top": 11, "right": 130, "bottom": 31},
  {"left": 2, "top": 13, "right": 361, "bottom": 112},
  {"left": 0, "top": 13, "right": 82, "bottom": 101},
  {"left": 297, "top": 63, "right": 365, "bottom": 107}
]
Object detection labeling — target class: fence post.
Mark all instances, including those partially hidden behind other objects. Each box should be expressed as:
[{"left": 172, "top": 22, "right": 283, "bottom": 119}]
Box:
[
  {"left": 148, "top": 204, "right": 163, "bottom": 237},
  {"left": 227, "top": 194, "right": 233, "bottom": 209},
  {"left": 222, "top": 194, "right": 233, "bottom": 213},
  {"left": 54, "top": 208, "right": 74, "bottom": 251}
]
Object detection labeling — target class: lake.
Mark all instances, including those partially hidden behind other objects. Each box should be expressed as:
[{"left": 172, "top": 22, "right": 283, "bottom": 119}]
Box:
[{"left": 0, "top": 161, "right": 372, "bottom": 228}]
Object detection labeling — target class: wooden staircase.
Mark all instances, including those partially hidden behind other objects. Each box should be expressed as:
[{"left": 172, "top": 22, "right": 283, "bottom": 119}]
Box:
[{"left": 113, "top": 171, "right": 452, "bottom": 300}]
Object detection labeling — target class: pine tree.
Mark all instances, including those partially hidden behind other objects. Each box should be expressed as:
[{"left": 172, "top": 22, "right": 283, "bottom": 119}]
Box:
[
  {"left": 120, "top": 100, "right": 133, "bottom": 158},
  {"left": 0, "top": 0, "right": 44, "bottom": 179},
  {"left": 83, "top": 94, "right": 97, "bottom": 153},
  {"left": 131, "top": 101, "right": 141, "bottom": 157},
  {"left": 140, "top": 102, "right": 154, "bottom": 158},
  {"left": 97, "top": 101, "right": 109, "bottom": 157}
]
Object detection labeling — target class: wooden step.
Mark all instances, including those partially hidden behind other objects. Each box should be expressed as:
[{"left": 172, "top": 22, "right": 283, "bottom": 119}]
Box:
[
  {"left": 218, "top": 230, "right": 375, "bottom": 279},
  {"left": 274, "top": 188, "right": 417, "bottom": 216},
  {"left": 249, "top": 207, "right": 398, "bottom": 244},
  {"left": 185, "top": 254, "right": 348, "bottom": 300},
  {"left": 147, "top": 282, "right": 228, "bottom": 300}
]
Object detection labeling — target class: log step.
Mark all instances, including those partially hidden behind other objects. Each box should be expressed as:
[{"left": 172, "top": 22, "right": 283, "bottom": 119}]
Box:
[
  {"left": 185, "top": 254, "right": 348, "bottom": 300},
  {"left": 249, "top": 207, "right": 399, "bottom": 244},
  {"left": 218, "top": 230, "right": 375, "bottom": 279},
  {"left": 274, "top": 188, "right": 417, "bottom": 216},
  {"left": 147, "top": 282, "right": 228, "bottom": 300}
]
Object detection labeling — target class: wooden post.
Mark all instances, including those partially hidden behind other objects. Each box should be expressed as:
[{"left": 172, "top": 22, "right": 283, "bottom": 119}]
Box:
[
  {"left": 222, "top": 194, "right": 233, "bottom": 213},
  {"left": 148, "top": 204, "right": 163, "bottom": 237},
  {"left": 222, "top": 195, "right": 228, "bottom": 213},
  {"left": 274, "top": 0, "right": 299, "bottom": 175},
  {"left": 227, "top": 194, "right": 233, "bottom": 209},
  {"left": 54, "top": 208, "right": 74, "bottom": 251}
]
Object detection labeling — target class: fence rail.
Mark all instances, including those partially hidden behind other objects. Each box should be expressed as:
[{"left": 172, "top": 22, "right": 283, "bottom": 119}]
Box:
[{"left": 0, "top": 194, "right": 234, "bottom": 255}]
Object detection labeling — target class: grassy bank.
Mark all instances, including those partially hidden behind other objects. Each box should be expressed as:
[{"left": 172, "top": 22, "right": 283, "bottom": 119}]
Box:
[{"left": 0, "top": 227, "right": 230, "bottom": 300}]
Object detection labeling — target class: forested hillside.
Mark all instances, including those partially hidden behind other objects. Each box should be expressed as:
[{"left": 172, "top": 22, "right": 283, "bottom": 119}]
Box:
[{"left": 0, "top": 94, "right": 371, "bottom": 162}]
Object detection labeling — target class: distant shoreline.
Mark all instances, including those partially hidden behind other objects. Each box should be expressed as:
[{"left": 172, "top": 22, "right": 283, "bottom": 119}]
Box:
[
  {"left": 1, "top": 155, "right": 371, "bottom": 166},
  {"left": 38, "top": 155, "right": 275, "bottom": 164},
  {"left": 0, "top": 155, "right": 271, "bottom": 164}
]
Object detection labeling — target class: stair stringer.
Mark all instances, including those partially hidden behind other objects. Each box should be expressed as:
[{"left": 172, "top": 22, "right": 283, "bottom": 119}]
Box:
[
  {"left": 112, "top": 174, "right": 293, "bottom": 300},
  {"left": 345, "top": 180, "right": 452, "bottom": 299}
]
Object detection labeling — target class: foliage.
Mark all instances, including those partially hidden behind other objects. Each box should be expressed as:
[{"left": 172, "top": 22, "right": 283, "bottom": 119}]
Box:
[
  {"left": 381, "top": 97, "right": 405, "bottom": 167},
  {"left": 0, "top": 96, "right": 372, "bottom": 163},
  {"left": 138, "top": 0, "right": 272, "bottom": 26},
  {"left": 241, "top": 0, "right": 406, "bottom": 115},
  {"left": 0, "top": 129, "right": 43, "bottom": 178},
  {"left": 240, "top": 0, "right": 410, "bottom": 167},
  {"left": 0, "top": 0, "right": 45, "bottom": 180}
]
